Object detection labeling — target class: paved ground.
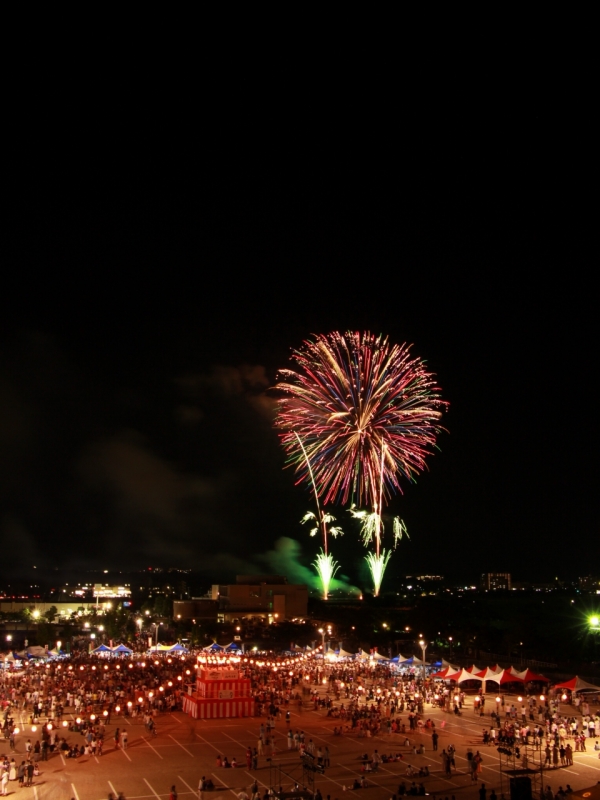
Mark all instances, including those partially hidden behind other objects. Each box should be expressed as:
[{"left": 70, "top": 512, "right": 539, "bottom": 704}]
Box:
[{"left": 5, "top": 694, "right": 600, "bottom": 799}]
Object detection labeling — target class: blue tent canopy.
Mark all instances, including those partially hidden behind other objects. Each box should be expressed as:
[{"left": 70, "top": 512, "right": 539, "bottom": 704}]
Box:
[
  {"left": 92, "top": 644, "right": 112, "bottom": 653},
  {"left": 167, "top": 643, "right": 189, "bottom": 653},
  {"left": 112, "top": 644, "right": 133, "bottom": 653}
]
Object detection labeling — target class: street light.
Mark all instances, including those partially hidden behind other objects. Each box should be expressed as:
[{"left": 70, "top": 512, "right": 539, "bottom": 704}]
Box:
[
  {"left": 152, "top": 622, "right": 162, "bottom": 649},
  {"left": 448, "top": 636, "right": 453, "bottom": 660},
  {"left": 318, "top": 628, "right": 325, "bottom": 653},
  {"left": 418, "top": 638, "right": 427, "bottom": 683}
]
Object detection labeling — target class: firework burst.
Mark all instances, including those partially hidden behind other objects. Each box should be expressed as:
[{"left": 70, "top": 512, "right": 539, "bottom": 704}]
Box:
[
  {"left": 276, "top": 331, "right": 446, "bottom": 596},
  {"left": 276, "top": 331, "right": 446, "bottom": 509}
]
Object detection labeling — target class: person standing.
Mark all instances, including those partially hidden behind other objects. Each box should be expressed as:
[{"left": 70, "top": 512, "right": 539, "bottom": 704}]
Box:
[
  {"left": 169, "top": 786, "right": 178, "bottom": 800},
  {"left": 432, "top": 731, "right": 438, "bottom": 751}
]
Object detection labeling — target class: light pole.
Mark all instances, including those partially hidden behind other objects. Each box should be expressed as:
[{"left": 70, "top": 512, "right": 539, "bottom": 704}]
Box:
[
  {"left": 318, "top": 628, "right": 325, "bottom": 653},
  {"left": 448, "top": 636, "right": 453, "bottom": 661},
  {"left": 153, "top": 622, "right": 162, "bottom": 649},
  {"left": 419, "top": 638, "right": 427, "bottom": 683}
]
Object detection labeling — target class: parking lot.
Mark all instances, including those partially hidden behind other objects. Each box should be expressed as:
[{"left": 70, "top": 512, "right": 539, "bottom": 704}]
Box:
[{"left": 6, "top": 693, "right": 600, "bottom": 799}]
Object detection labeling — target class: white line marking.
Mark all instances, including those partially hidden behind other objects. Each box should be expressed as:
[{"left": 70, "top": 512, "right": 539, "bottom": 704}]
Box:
[
  {"left": 108, "top": 780, "right": 119, "bottom": 797},
  {"left": 212, "top": 771, "right": 240, "bottom": 797},
  {"left": 169, "top": 733, "right": 195, "bottom": 757},
  {"left": 142, "top": 735, "right": 163, "bottom": 759},
  {"left": 171, "top": 713, "right": 182, "bottom": 723},
  {"left": 71, "top": 783, "right": 81, "bottom": 800},
  {"left": 144, "top": 777, "right": 162, "bottom": 799},
  {"left": 179, "top": 774, "right": 199, "bottom": 795},
  {"left": 196, "top": 732, "right": 221, "bottom": 752}
]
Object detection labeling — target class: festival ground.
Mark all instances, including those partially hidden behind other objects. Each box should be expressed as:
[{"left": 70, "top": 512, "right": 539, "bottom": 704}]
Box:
[{"left": 5, "top": 692, "right": 600, "bottom": 800}]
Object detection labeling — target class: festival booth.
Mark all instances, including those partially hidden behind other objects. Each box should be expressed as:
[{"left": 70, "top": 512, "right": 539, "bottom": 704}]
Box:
[
  {"left": 483, "top": 668, "right": 525, "bottom": 686},
  {"left": 453, "top": 668, "right": 483, "bottom": 684},
  {"left": 91, "top": 644, "right": 113, "bottom": 657},
  {"left": 514, "top": 668, "right": 549, "bottom": 683},
  {"left": 182, "top": 664, "right": 254, "bottom": 720},
  {"left": 203, "top": 643, "right": 225, "bottom": 653},
  {"left": 146, "top": 644, "right": 173, "bottom": 655},
  {"left": 47, "top": 647, "right": 67, "bottom": 658},
  {"left": 112, "top": 644, "right": 133, "bottom": 655},
  {"left": 554, "top": 676, "right": 600, "bottom": 693},
  {"left": 166, "top": 643, "right": 189, "bottom": 654},
  {"left": 25, "top": 645, "right": 48, "bottom": 660},
  {"left": 372, "top": 651, "right": 390, "bottom": 662}
]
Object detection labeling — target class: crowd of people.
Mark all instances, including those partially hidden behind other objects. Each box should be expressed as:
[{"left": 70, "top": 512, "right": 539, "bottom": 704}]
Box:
[{"left": 0, "top": 649, "right": 598, "bottom": 798}]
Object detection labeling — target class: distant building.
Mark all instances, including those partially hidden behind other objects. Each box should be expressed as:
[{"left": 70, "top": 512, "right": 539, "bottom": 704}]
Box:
[
  {"left": 213, "top": 575, "right": 308, "bottom": 622},
  {"left": 172, "top": 598, "right": 219, "bottom": 621},
  {"left": 93, "top": 584, "right": 131, "bottom": 600},
  {"left": 174, "top": 576, "right": 309, "bottom": 623},
  {"left": 481, "top": 573, "right": 511, "bottom": 591}
]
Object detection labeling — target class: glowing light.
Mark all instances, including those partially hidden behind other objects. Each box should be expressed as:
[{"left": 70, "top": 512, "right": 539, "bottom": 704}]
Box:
[
  {"left": 115, "top": 706, "right": 120, "bottom": 713},
  {"left": 31, "top": 725, "right": 37, "bottom": 732},
  {"left": 540, "top": 695, "right": 545, "bottom": 701},
  {"left": 276, "top": 332, "right": 446, "bottom": 506},
  {"left": 365, "top": 550, "right": 392, "bottom": 597},
  {"left": 277, "top": 332, "right": 445, "bottom": 597},
  {"left": 62, "top": 720, "right": 68, "bottom": 727},
  {"left": 313, "top": 550, "right": 340, "bottom": 600}
]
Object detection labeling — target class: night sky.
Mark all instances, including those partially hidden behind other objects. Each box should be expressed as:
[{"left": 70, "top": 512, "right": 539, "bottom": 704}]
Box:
[{"left": 2, "top": 112, "right": 596, "bottom": 588}]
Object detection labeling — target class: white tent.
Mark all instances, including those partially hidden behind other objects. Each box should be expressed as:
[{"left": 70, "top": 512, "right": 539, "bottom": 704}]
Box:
[
  {"left": 442, "top": 659, "right": 459, "bottom": 670},
  {"left": 372, "top": 651, "right": 389, "bottom": 661},
  {"left": 454, "top": 668, "right": 483, "bottom": 683}
]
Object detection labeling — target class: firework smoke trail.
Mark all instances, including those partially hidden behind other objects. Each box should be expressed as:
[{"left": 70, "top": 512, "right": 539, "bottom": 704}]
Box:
[
  {"left": 295, "top": 432, "right": 343, "bottom": 599},
  {"left": 294, "top": 432, "right": 327, "bottom": 554}
]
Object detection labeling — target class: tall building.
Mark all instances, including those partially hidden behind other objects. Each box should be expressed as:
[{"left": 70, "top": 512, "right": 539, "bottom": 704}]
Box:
[{"left": 481, "top": 573, "right": 511, "bottom": 591}]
